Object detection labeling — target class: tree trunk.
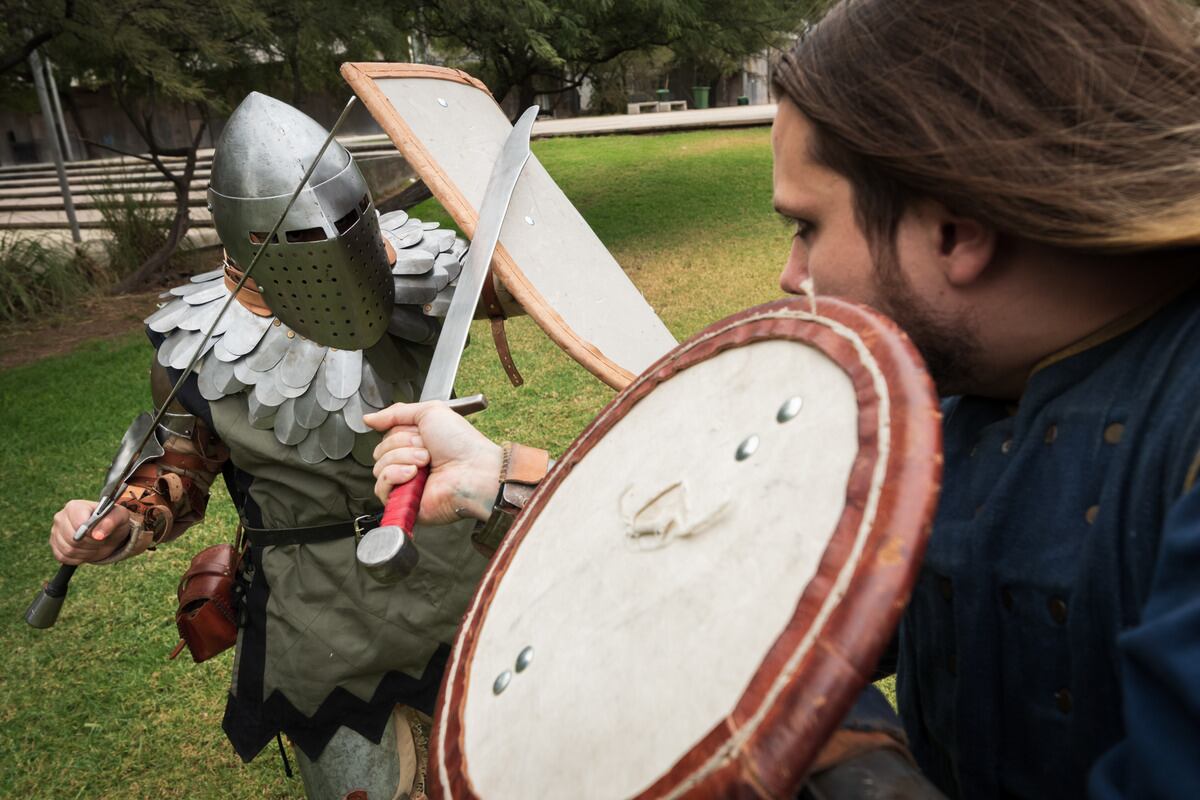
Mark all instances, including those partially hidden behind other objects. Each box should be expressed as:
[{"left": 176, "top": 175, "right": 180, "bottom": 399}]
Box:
[
  {"left": 288, "top": 41, "right": 303, "bottom": 108},
  {"left": 111, "top": 116, "right": 205, "bottom": 294},
  {"left": 112, "top": 184, "right": 192, "bottom": 293},
  {"left": 377, "top": 179, "right": 433, "bottom": 214},
  {"left": 517, "top": 75, "right": 538, "bottom": 115}
]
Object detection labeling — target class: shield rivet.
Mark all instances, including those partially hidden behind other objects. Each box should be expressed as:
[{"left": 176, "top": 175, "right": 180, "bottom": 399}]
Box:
[
  {"left": 516, "top": 646, "right": 534, "bottom": 672},
  {"left": 777, "top": 396, "right": 803, "bottom": 423},
  {"left": 736, "top": 435, "right": 759, "bottom": 461},
  {"left": 493, "top": 670, "right": 512, "bottom": 695},
  {"left": 524, "top": 215, "right": 535, "bottom": 225},
  {"left": 437, "top": 97, "right": 448, "bottom": 108}
]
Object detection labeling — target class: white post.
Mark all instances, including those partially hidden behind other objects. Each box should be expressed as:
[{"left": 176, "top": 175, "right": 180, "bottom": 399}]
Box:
[
  {"left": 45, "top": 58, "right": 76, "bottom": 162},
  {"left": 28, "top": 48, "right": 82, "bottom": 244}
]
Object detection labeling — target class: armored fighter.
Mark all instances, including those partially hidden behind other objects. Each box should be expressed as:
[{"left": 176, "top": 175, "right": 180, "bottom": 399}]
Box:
[{"left": 47, "top": 92, "right": 494, "bottom": 799}]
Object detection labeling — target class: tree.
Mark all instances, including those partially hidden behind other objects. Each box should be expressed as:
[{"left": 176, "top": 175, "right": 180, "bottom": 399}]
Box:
[
  {"left": 0, "top": 0, "right": 77, "bottom": 76},
  {"left": 258, "top": 0, "right": 409, "bottom": 107},
  {"left": 33, "top": 0, "right": 408, "bottom": 290},
  {"left": 398, "top": 0, "right": 813, "bottom": 113},
  {"left": 44, "top": 0, "right": 268, "bottom": 291}
]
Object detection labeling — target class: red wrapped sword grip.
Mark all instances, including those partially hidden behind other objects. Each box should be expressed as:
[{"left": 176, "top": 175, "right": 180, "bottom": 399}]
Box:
[{"left": 380, "top": 464, "right": 429, "bottom": 535}]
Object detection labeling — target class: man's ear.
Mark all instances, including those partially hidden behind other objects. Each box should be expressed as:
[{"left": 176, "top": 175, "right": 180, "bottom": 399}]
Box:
[{"left": 932, "top": 208, "right": 996, "bottom": 287}]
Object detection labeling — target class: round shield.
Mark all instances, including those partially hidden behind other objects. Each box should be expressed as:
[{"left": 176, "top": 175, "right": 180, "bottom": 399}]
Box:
[{"left": 430, "top": 297, "right": 943, "bottom": 799}]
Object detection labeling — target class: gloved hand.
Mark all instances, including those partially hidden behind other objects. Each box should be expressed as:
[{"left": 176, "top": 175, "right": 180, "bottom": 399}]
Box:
[{"left": 801, "top": 685, "right": 947, "bottom": 800}]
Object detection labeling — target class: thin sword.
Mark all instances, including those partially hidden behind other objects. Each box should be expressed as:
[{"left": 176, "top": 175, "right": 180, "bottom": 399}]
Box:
[
  {"left": 73, "top": 96, "right": 359, "bottom": 541},
  {"left": 25, "top": 97, "right": 359, "bottom": 629}
]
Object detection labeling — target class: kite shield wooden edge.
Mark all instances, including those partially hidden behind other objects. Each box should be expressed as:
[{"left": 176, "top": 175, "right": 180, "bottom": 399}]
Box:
[
  {"left": 428, "top": 296, "right": 944, "bottom": 798},
  {"left": 340, "top": 61, "right": 638, "bottom": 390}
]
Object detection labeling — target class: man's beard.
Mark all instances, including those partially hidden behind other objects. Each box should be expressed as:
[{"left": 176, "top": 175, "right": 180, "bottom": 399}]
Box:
[{"left": 872, "top": 252, "right": 983, "bottom": 397}]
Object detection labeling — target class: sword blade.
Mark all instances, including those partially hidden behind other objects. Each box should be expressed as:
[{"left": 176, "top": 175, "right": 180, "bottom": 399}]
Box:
[{"left": 419, "top": 105, "right": 539, "bottom": 402}]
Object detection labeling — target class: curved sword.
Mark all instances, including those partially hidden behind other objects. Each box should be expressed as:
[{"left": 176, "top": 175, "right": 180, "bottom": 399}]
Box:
[{"left": 356, "top": 105, "right": 540, "bottom": 583}]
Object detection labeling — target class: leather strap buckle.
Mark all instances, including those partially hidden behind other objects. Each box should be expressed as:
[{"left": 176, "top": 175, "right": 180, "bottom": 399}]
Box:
[{"left": 353, "top": 514, "right": 375, "bottom": 544}]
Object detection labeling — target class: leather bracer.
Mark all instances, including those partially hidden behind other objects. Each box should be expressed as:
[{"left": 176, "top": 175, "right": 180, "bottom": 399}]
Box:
[
  {"left": 471, "top": 442, "right": 552, "bottom": 556},
  {"left": 96, "top": 361, "right": 229, "bottom": 564}
]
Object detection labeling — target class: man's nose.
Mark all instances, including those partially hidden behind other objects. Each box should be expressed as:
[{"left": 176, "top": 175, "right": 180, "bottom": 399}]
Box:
[{"left": 779, "top": 239, "right": 809, "bottom": 294}]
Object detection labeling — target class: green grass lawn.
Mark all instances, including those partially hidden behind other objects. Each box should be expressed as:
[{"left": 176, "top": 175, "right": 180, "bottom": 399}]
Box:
[{"left": 0, "top": 126, "right": 795, "bottom": 798}]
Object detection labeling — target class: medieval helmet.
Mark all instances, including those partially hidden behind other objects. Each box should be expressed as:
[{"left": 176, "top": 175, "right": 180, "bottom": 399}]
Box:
[{"left": 208, "top": 92, "right": 393, "bottom": 349}]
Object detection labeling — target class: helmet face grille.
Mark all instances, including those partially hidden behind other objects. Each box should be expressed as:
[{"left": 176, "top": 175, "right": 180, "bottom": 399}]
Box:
[{"left": 256, "top": 207, "right": 394, "bottom": 348}]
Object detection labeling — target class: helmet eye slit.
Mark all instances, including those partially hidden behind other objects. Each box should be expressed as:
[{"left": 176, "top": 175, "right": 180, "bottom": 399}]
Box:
[
  {"left": 333, "top": 208, "right": 360, "bottom": 235},
  {"left": 285, "top": 226, "right": 328, "bottom": 243}
]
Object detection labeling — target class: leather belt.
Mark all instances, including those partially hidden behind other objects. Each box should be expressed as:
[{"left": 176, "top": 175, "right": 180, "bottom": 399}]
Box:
[{"left": 242, "top": 513, "right": 382, "bottom": 547}]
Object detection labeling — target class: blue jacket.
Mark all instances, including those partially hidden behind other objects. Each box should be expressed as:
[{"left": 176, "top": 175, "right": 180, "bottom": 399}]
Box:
[{"left": 896, "top": 288, "right": 1200, "bottom": 799}]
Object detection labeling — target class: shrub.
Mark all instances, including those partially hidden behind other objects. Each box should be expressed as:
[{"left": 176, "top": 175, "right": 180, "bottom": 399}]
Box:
[
  {"left": 91, "top": 187, "right": 185, "bottom": 279},
  {"left": 0, "top": 232, "right": 102, "bottom": 325}
]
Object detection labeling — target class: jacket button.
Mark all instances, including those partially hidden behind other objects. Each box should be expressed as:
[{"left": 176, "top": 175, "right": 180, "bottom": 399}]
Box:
[
  {"left": 1044, "top": 424, "right": 1058, "bottom": 444},
  {"left": 1104, "top": 423, "right": 1125, "bottom": 444},
  {"left": 1055, "top": 688, "right": 1073, "bottom": 714},
  {"left": 1048, "top": 597, "right": 1068, "bottom": 625},
  {"left": 1085, "top": 505, "right": 1100, "bottom": 525},
  {"left": 1001, "top": 438, "right": 1013, "bottom": 454}
]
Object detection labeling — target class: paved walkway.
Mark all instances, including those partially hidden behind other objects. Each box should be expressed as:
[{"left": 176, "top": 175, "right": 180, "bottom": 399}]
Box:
[{"left": 1, "top": 104, "right": 777, "bottom": 245}]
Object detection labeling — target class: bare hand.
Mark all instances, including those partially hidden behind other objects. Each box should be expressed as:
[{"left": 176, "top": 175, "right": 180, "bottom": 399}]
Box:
[
  {"left": 366, "top": 401, "right": 503, "bottom": 526},
  {"left": 49, "top": 500, "right": 132, "bottom": 565}
]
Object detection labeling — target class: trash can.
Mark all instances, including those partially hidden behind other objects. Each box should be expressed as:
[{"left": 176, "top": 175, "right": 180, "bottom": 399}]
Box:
[
  {"left": 655, "top": 88, "right": 671, "bottom": 102},
  {"left": 692, "top": 86, "right": 710, "bottom": 109},
  {"left": 737, "top": 95, "right": 750, "bottom": 106}
]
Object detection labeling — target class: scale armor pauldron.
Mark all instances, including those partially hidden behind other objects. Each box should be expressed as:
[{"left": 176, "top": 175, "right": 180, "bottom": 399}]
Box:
[{"left": 145, "top": 210, "right": 469, "bottom": 467}]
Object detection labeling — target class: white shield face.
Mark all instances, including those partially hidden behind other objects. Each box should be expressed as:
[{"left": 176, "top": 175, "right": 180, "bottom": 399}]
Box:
[
  {"left": 463, "top": 339, "right": 858, "bottom": 799},
  {"left": 431, "top": 299, "right": 943, "bottom": 799}
]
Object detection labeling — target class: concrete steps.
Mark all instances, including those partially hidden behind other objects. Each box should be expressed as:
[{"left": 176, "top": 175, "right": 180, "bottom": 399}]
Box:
[
  {"left": 1, "top": 106, "right": 776, "bottom": 247},
  {"left": 0, "top": 135, "right": 411, "bottom": 241}
]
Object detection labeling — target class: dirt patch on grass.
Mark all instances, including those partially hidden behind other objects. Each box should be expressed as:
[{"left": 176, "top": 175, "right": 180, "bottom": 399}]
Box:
[
  {"left": 0, "top": 289, "right": 162, "bottom": 370},
  {"left": 0, "top": 248, "right": 219, "bottom": 371}
]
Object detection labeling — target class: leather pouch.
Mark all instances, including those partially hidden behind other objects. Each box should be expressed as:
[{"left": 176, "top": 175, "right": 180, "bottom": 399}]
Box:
[{"left": 168, "top": 542, "right": 243, "bottom": 663}]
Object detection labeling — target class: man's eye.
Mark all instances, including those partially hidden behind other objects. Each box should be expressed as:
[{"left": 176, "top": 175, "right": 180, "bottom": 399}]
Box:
[{"left": 778, "top": 213, "right": 813, "bottom": 239}]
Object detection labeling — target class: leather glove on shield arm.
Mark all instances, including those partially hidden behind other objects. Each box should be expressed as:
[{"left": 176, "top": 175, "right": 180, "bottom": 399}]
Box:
[{"left": 800, "top": 684, "right": 948, "bottom": 800}]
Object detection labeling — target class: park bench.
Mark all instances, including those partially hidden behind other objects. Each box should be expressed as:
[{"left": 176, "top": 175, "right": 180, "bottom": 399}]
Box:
[
  {"left": 626, "top": 99, "right": 689, "bottom": 114},
  {"left": 626, "top": 100, "right": 660, "bottom": 114}
]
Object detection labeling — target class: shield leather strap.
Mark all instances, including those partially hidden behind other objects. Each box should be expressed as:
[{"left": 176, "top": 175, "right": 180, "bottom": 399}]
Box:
[
  {"left": 339, "top": 62, "right": 678, "bottom": 390},
  {"left": 429, "top": 296, "right": 943, "bottom": 799},
  {"left": 480, "top": 270, "right": 523, "bottom": 386}
]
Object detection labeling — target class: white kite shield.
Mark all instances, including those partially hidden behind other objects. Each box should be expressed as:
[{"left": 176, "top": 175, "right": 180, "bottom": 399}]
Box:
[
  {"left": 340, "top": 62, "right": 678, "bottom": 390},
  {"left": 428, "top": 297, "right": 943, "bottom": 799}
]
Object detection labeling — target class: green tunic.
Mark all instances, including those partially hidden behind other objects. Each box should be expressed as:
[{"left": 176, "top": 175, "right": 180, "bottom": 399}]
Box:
[{"left": 213, "top": 391, "right": 485, "bottom": 714}]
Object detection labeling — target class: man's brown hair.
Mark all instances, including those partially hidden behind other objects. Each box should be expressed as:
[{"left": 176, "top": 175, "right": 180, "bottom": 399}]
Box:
[{"left": 773, "top": 0, "right": 1200, "bottom": 256}]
